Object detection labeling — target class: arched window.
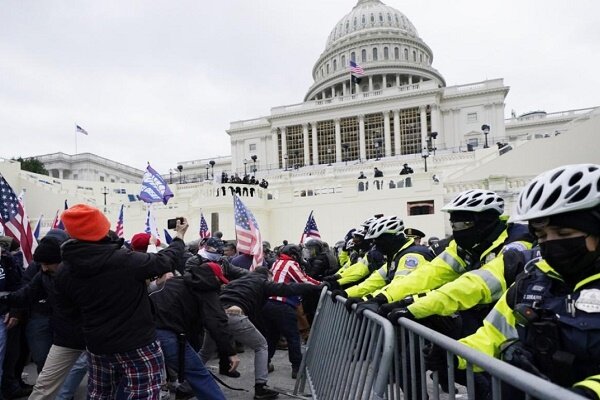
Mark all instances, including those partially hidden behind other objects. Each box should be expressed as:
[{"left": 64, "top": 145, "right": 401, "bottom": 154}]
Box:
[
  {"left": 394, "top": 47, "right": 399, "bottom": 59},
  {"left": 379, "top": 13, "right": 383, "bottom": 22},
  {"left": 354, "top": 17, "right": 357, "bottom": 27},
  {"left": 362, "top": 15, "right": 365, "bottom": 24},
  {"left": 404, "top": 48, "right": 408, "bottom": 60},
  {"left": 361, "top": 49, "right": 367, "bottom": 62},
  {"left": 384, "top": 47, "right": 389, "bottom": 60},
  {"left": 370, "top": 13, "right": 374, "bottom": 23},
  {"left": 413, "top": 50, "right": 416, "bottom": 61},
  {"left": 326, "top": 64, "right": 330, "bottom": 74},
  {"left": 373, "top": 48, "right": 378, "bottom": 61},
  {"left": 350, "top": 52, "right": 355, "bottom": 62},
  {"left": 387, "top": 13, "right": 391, "bottom": 22},
  {"left": 333, "top": 59, "right": 337, "bottom": 71},
  {"left": 395, "top": 14, "right": 399, "bottom": 23},
  {"left": 419, "top": 53, "right": 423, "bottom": 63},
  {"left": 341, "top": 55, "right": 346, "bottom": 68},
  {"left": 345, "top": 21, "right": 349, "bottom": 32}
]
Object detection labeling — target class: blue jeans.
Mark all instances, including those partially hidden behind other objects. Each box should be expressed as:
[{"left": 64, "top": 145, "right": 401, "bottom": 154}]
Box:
[
  {"left": 263, "top": 300, "right": 302, "bottom": 368},
  {"left": 156, "top": 329, "right": 225, "bottom": 400},
  {"left": 55, "top": 352, "right": 88, "bottom": 400},
  {"left": 25, "top": 314, "right": 53, "bottom": 373}
]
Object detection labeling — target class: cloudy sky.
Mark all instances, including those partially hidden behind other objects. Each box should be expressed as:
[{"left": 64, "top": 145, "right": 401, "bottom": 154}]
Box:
[{"left": 1, "top": 0, "right": 599, "bottom": 173}]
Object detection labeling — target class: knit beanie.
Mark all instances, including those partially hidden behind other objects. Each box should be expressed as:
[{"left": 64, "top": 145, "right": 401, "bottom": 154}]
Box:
[
  {"left": 61, "top": 204, "right": 110, "bottom": 241},
  {"left": 33, "top": 237, "right": 62, "bottom": 264},
  {"left": 130, "top": 232, "right": 161, "bottom": 253}
]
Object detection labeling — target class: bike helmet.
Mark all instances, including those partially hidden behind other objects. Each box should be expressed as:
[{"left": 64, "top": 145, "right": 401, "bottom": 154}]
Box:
[
  {"left": 513, "top": 164, "right": 600, "bottom": 222},
  {"left": 441, "top": 189, "right": 504, "bottom": 215},
  {"left": 364, "top": 216, "right": 405, "bottom": 240}
]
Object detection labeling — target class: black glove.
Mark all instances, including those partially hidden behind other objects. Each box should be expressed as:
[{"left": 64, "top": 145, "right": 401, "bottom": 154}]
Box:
[
  {"left": 377, "top": 299, "right": 411, "bottom": 317},
  {"left": 322, "top": 280, "right": 340, "bottom": 290},
  {"left": 423, "top": 343, "right": 447, "bottom": 372},
  {"left": 330, "top": 289, "right": 347, "bottom": 303},
  {"left": 501, "top": 341, "right": 549, "bottom": 380},
  {"left": 344, "top": 297, "right": 362, "bottom": 313},
  {"left": 322, "top": 274, "right": 340, "bottom": 283},
  {"left": 355, "top": 295, "right": 387, "bottom": 317},
  {"left": 386, "top": 307, "right": 415, "bottom": 325},
  {"left": 569, "top": 386, "right": 598, "bottom": 399}
]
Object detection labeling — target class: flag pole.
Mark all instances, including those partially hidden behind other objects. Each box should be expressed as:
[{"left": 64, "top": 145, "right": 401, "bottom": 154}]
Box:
[{"left": 75, "top": 124, "right": 77, "bottom": 155}]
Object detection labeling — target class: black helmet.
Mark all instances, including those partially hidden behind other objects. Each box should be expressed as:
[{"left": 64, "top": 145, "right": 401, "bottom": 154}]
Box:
[{"left": 280, "top": 244, "right": 303, "bottom": 261}]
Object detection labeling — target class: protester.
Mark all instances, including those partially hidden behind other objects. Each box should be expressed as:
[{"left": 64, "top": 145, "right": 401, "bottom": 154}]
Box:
[
  {"left": 54, "top": 204, "right": 189, "bottom": 399},
  {"left": 400, "top": 163, "right": 414, "bottom": 175}
]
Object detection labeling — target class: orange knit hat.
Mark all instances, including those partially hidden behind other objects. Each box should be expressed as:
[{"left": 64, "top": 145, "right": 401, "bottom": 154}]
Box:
[{"left": 61, "top": 204, "right": 111, "bottom": 241}]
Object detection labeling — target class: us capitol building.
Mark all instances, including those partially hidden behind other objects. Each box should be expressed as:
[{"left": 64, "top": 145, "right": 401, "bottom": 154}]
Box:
[{"left": 2, "top": 0, "right": 599, "bottom": 243}]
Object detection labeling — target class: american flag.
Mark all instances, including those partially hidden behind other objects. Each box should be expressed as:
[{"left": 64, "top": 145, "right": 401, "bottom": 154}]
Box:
[
  {"left": 199, "top": 212, "right": 211, "bottom": 238},
  {"left": 350, "top": 60, "right": 365, "bottom": 75},
  {"left": 76, "top": 124, "right": 89, "bottom": 135},
  {"left": 233, "top": 195, "right": 263, "bottom": 270},
  {"left": 300, "top": 211, "right": 321, "bottom": 244},
  {"left": 114, "top": 204, "right": 124, "bottom": 238},
  {"left": 33, "top": 213, "right": 43, "bottom": 240},
  {"left": 0, "top": 175, "right": 36, "bottom": 265},
  {"left": 52, "top": 200, "right": 68, "bottom": 230}
]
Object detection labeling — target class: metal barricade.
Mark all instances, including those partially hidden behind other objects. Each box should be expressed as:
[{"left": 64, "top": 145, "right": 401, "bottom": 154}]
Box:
[{"left": 294, "top": 288, "right": 395, "bottom": 400}]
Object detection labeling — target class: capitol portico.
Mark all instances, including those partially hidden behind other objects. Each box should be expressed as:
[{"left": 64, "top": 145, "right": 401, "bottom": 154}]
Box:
[{"left": 3, "top": 0, "right": 599, "bottom": 244}]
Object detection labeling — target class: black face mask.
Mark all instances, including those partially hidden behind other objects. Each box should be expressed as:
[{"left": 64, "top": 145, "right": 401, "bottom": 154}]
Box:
[
  {"left": 374, "top": 234, "right": 406, "bottom": 257},
  {"left": 539, "top": 236, "right": 600, "bottom": 285},
  {"left": 453, "top": 219, "right": 500, "bottom": 252}
]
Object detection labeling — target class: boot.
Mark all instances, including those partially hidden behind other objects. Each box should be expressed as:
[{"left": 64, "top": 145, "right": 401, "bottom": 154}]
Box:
[{"left": 254, "top": 383, "right": 279, "bottom": 399}]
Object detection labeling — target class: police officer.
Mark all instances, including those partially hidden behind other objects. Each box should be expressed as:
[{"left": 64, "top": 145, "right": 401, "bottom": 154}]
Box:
[{"left": 427, "top": 164, "right": 600, "bottom": 398}]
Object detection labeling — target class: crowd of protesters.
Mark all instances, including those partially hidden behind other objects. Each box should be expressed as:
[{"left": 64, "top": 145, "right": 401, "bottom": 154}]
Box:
[{"left": 0, "top": 162, "right": 598, "bottom": 399}]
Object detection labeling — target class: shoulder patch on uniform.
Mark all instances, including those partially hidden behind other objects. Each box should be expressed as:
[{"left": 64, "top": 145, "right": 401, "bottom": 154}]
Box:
[
  {"left": 503, "top": 242, "right": 527, "bottom": 252},
  {"left": 404, "top": 256, "right": 419, "bottom": 269},
  {"left": 575, "top": 289, "right": 600, "bottom": 313}
]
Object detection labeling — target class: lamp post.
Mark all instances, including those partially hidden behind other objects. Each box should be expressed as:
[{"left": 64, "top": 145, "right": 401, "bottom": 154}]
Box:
[
  {"left": 209, "top": 160, "right": 215, "bottom": 178},
  {"left": 482, "top": 124, "right": 490, "bottom": 149},
  {"left": 243, "top": 159, "right": 248, "bottom": 176},
  {"left": 177, "top": 165, "right": 183, "bottom": 184},
  {"left": 342, "top": 143, "right": 349, "bottom": 165},
  {"left": 169, "top": 169, "right": 173, "bottom": 184},
  {"left": 101, "top": 186, "right": 109, "bottom": 213},
  {"left": 428, "top": 132, "right": 438, "bottom": 156},
  {"left": 250, "top": 155, "right": 257, "bottom": 173},
  {"left": 421, "top": 147, "right": 430, "bottom": 172},
  {"left": 205, "top": 165, "right": 209, "bottom": 180},
  {"left": 283, "top": 154, "right": 288, "bottom": 171}
]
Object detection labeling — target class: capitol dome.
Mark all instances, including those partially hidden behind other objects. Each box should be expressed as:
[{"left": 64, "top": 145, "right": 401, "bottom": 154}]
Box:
[{"left": 305, "top": 0, "right": 445, "bottom": 101}]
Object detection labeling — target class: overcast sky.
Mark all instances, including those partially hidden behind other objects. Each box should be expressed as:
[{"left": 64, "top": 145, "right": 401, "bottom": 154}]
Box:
[{"left": 1, "top": 0, "right": 599, "bottom": 173}]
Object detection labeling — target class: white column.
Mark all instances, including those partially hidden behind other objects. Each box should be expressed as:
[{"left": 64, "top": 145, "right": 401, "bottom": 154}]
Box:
[
  {"left": 302, "top": 123, "right": 310, "bottom": 166},
  {"left": 311, "top": 122, "right": 319, "bottom": 165},
  {"left": 280, "top": 127, "right": 288, "bottom": 169},
  {"left": 368, "top": 76, "right": 373, "bottom": 92},
  {"left": 420, "top": 106, "right": 428, "bottom": 150},
  {"left": 343, "top": 81, "right": 347, "bottom": 96},
  {"left": 396, "top": 74, "right": 400, "bottom": 86},
  {"left": 359, "top": 114, "right": 366, "bottom": 161},
  {"left": 382, "top": 75, "right": 387, "bottom": 89},
  {"left": 383, "top": 111, "right": 391, "bottom": 157},
  {"left": 335, "top": 118, "right": 342, "bottom": 162},
  {"left": 271, "top": 129, "right": 279, "bottom": 169},
  {"left": 331, "top": 86, "right": 335, "bottom": 98},
  {"left": 393, "top": 109, "right": 401, "bottom": 156},
  {"left": 408, "top": 75, "right": 413, "bottom": 85},
  {"left": 59, "top": 169, "right": 64, "bottom": 179},
  {"left": 431, "top": 104, "right": 440, "bottom": 136}
]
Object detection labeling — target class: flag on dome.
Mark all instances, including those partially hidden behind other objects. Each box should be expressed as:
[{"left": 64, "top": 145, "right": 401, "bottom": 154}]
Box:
[
  {"left": 139, "top": 164, "right": 174, "bottom": 205},
  {"left": 199, "top": 212, "right": 210, "bottom": 239},
  {"left": 0, "top": 176, "right": 36, "bottom": 265},
  {"left": 349, "top": 60, "right": 364, "bottom": 75},
  {"left": 233, "top": 195, "right": 263, "bottom": 271},
  {"left": 114, "top": 204, "right": 124, "bottom": 238},
  {"left": 300, "top": 211, "right": 321, "bottom": 244}
]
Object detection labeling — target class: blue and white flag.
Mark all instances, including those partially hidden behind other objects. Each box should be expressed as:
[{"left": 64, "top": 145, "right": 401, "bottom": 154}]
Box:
[
  {"left": 144, "top": 206, "right": 161, "bottom": 240},
  {"left": 33, "top": 213, "right": 43, "bottom": 241},
  {"left": 163, "top": 229, "right": 173, "bottom": 244},
  {"left": 139, "top": 164, "right": 174, "bottom": 205}
]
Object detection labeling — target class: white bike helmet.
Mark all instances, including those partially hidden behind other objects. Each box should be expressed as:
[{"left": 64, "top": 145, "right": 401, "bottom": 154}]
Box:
[
  {"left": 513, "top": 164, "right": 600, "bottom": 222},
  {"left": 441, "top": 189, "right": 504, "bottom": 215},
  {"left": 361, "top": 215, "right": 382, "bottom": 228},
  {"left": 364, "top": 216, "right": 405, "bottom": 240}
]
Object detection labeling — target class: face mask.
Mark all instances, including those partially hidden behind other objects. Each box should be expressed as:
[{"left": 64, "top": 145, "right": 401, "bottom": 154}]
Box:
[
  {"left": 539, "top": 236, "right": 598, "bottom": 284},
  {"left": 374, "top": 234, "right": 405, "bottom": 256},
  {"left": 199, "top": 249, "right": 222, "bottom": 262},
  {"left": 453, "top": 219, "right": 500, "bottom": 251}
]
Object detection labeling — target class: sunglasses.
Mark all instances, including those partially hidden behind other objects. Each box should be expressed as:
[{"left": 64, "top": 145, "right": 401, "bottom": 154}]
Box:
[{"left": 450, "top": 220, "right": 475, "bottom": 231}]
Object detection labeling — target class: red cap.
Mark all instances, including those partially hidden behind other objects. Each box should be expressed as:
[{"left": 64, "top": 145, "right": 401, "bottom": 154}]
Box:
[
  {"left": 206, "top": 262, "right": 229, "bottom": 284},
  {"left": 130, "top": 233, "right": 161, "bottom": 253}
]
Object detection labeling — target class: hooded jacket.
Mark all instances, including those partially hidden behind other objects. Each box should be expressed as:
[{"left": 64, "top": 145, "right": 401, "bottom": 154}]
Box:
[
  {"left": 149, "top": 264, "right": 235, "bottom": 357},
  {"left": 55, "top": 237, "right": 185, "bottom": 354}
]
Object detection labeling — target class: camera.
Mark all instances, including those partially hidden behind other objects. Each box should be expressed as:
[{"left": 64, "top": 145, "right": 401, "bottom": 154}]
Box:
[{"left": 167, "top": 217, "right": 184, "bottom": 230}]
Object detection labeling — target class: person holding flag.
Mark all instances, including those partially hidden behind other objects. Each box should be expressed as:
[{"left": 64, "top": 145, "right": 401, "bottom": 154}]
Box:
[
  {"left": 300, "top": 211, "right": 320, "bottom": 244},
  {"left": 0, "top": 174, "right": 36, "bottom": 264},
  {"left": 232, "top": 195, "right": 263, "bottom": 270},
  {"left": 199, "top": 213, "right": 211, "bottom": 239}
]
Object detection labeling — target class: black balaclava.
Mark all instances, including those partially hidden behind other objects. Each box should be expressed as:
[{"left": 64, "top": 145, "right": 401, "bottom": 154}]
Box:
[
  {"left": 536, "top": 208, "right": 600, "bottom": 287},
  {"left": 374, "top": 233, "right": 408, "bottom": 259},
  {"left": 451, "top": 210, "right": 504, "bottom": 255}
]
